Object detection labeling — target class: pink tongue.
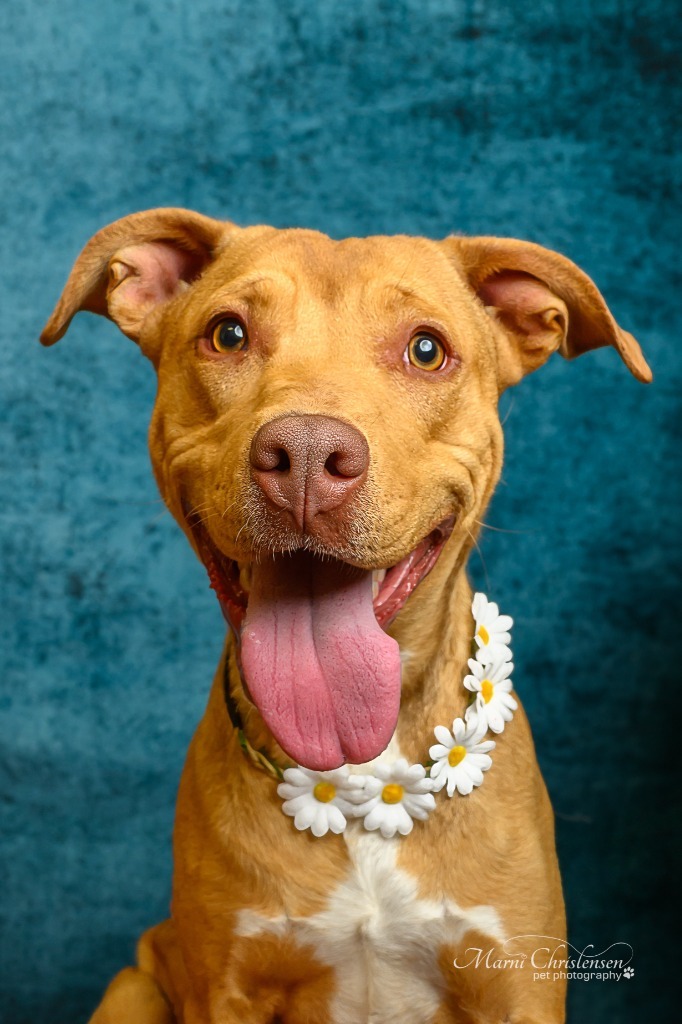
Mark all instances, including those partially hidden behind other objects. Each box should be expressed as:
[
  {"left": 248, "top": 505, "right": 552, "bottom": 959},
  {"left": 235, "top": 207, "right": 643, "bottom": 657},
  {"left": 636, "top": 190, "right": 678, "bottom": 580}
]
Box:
[{"left": 240, "top": 552, "right": 401, "bottom": 770}]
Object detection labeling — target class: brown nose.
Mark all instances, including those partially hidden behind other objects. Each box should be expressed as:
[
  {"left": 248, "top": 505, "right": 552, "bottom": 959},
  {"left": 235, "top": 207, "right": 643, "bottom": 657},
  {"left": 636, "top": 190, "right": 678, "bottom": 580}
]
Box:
[{"left": 250, "top": 414, "right": 369, "bottom": 532}]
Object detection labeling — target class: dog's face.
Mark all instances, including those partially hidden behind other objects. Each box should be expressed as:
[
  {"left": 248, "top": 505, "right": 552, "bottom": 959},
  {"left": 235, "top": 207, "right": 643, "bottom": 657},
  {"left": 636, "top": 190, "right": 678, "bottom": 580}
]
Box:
[{"left": 42, "top": 209, "right": 650, "bottom": 770}]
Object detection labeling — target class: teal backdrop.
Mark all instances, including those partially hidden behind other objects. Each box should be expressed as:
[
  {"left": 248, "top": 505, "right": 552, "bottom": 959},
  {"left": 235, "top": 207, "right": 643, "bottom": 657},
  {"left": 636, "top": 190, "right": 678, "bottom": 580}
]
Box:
[{"left": 1, "top": 1, "right": 679, "bottom": 1021}]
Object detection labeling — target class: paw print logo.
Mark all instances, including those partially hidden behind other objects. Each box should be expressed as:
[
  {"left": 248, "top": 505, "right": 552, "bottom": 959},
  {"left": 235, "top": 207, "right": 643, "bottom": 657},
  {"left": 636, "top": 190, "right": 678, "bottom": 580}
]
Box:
[{"left": 623, "top": 966, "right": 634, "bottom": 979}]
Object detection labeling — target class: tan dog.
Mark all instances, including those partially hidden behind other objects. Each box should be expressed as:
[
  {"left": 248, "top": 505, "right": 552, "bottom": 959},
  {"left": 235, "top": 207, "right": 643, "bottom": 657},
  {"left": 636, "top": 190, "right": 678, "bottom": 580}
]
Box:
[{"left": 41, "top": 209, "right": 651, "bottom": 1024}]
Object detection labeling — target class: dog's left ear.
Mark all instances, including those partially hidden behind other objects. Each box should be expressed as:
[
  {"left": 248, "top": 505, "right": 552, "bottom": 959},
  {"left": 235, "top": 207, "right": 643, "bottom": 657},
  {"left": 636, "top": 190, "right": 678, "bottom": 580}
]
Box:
[{"left": 443, "top": 236, "right": 652, "bottom": 386}]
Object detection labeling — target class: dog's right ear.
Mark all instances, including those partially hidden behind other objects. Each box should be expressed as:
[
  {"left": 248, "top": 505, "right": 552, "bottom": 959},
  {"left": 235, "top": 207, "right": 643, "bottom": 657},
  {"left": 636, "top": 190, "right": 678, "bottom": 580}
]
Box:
[
  {"left": 40, "top": 208, "right": 230, "bottom": 347},
  {"left": 442, "top": 235, "right": 652, "bottom": 386}
]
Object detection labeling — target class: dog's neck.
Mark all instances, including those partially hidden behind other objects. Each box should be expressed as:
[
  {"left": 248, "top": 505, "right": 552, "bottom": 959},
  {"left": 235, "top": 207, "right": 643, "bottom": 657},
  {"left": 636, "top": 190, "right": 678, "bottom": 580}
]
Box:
[{"left": 224, "top": 539, "right": 477, "bottom": 772}]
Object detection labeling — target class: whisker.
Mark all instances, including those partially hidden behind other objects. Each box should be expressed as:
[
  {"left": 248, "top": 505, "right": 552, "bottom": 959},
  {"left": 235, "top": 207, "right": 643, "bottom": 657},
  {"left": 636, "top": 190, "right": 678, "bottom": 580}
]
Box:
[
  {"left": 183, "top": 500, "right": 216, "bottom": 525},
  {"left": 466, "top": 528, "right": 490, "bottom": 593},
  {"left": 186, "top": 501, "right": 214, "bottom": 516},
  {"left": 501, "top": 395, "right": 516, "bottom": 426},
  {"left": 220, "top": 496, "right": 241, "bottom": 520},
  {"left": 473, "top": 519, "right": 532, "bottom": 536},
  {"left": 145, "top": 508, "right": 172, "bottom": 526},
  {"left": 191, "top": 510, "right": 224, "bottom": 527},
  {"left": 235, "top": 509, "right": 259, "bottom": 545}
]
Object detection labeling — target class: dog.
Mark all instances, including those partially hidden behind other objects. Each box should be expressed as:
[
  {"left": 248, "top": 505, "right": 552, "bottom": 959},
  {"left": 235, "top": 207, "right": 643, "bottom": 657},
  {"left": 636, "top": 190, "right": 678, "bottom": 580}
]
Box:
[{"left": 41, "top": 209, "right": 651, "bottom": 1024}]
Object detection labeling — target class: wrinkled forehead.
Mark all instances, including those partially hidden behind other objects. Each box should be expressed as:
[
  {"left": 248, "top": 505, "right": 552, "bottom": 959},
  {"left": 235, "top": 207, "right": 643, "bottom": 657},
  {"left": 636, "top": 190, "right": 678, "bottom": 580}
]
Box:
[{"left": 203, "top": 228, "right": 472, "bottom": 321}]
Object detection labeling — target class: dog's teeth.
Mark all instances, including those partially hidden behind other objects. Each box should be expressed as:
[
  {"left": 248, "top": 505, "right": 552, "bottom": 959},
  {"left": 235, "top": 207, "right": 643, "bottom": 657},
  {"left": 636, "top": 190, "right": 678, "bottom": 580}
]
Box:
[
  {"left": 371, "top": 569, "right": 387, "bottom": 600},
  {"left": 239, "top": 564, "right": 252, "bottom": 593}
]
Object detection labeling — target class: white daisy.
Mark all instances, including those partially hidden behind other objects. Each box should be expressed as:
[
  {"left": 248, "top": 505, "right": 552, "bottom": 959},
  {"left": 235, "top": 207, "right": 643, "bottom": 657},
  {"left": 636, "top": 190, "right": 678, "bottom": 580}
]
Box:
[
  {"left": 463, "top": 657, "right": 518, "bottom": 734},
  {"left": 472, "top": 592, "right": 513, "bottom": 665},
  {"left": 429, "top": 713, "right": 496, "bottom": 797},
  {"left": 277, "top": 766, "right": 369, "bottom": 837},
  {"left": 357, "top": 759, "right": 436, "bottom": 838}
]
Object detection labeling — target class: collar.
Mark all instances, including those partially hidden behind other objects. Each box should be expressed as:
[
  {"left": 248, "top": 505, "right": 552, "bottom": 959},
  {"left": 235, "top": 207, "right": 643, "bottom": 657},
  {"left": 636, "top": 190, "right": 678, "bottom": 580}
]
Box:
[{"left": 223, "top": 656, "right": 285, "bottom": 780}]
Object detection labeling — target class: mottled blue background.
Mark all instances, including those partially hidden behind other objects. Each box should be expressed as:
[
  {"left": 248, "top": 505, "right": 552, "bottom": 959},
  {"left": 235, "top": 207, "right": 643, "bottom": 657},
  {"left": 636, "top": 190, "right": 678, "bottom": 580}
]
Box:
[{"left": 1, "top": 1, "right": 679, "bottom": 1021}]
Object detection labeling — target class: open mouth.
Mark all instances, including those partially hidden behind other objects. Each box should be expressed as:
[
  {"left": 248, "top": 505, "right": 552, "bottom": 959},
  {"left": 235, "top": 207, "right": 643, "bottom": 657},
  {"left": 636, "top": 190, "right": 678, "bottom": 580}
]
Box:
[{"left": 192, "top": 517, "right": 453, "bottom": 770}]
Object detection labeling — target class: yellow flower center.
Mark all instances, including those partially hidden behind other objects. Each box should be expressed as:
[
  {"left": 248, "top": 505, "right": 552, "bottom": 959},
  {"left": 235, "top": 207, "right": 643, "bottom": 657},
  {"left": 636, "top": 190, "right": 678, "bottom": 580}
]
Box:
[
  {"left": 481, "top": 679, "right": 494, "bottom": 703},
  {"left": 381, "top": 783, "right": 404, "bottom": 804},
  {"left": 477, "top": 624, "right": 490, "bottom": 645},
  {"left": 448, "top": 745, "right": 467, "bottom": 767},
  {"left": 446, "top": 745, "right": 466, "bottom": 770},
  {"left": 313, "top": 782, "right": 336, "bottom": 803}
]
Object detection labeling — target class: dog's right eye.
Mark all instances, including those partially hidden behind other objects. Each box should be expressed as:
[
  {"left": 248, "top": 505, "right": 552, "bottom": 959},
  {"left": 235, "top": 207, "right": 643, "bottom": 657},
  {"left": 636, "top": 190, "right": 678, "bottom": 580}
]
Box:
[
  {"left": 406, "top": 332, "right": 446, "bottom": 372},
  {"left": 210, "top": 318, "right": 248, "bottom": 353}
]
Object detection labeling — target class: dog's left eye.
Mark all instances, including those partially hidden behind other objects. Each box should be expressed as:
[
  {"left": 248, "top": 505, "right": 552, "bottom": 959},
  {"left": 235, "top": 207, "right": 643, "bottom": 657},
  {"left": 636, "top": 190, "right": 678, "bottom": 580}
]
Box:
[
  {"left": 210, "top": 318, "right": 248, "bottom": 353},
  {"left": 406, "top": 333, "right": 446, "bottom": 371}
]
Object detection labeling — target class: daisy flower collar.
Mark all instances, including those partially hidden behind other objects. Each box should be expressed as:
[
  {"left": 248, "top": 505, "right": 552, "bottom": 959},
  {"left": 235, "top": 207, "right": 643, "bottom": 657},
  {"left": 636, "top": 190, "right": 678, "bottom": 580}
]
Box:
[{"left": 233, "top": 592, "right": 517, "bottom": 839}]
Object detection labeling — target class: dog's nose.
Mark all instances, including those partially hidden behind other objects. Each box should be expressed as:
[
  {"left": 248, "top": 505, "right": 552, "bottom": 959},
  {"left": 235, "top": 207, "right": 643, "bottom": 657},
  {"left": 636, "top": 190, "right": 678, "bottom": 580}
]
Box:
[{"left": 250, "top": 414, "right": 369, "bottom": 532}]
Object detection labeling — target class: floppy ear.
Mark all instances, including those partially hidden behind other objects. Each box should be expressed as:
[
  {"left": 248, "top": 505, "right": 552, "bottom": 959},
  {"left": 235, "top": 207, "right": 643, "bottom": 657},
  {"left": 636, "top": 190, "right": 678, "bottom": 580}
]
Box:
[
  {"left": 443, "top": 236, "right": 652, "bottom": 387},
  {"left": 40, "top": 207, "right": 230, "bottom": 346}
]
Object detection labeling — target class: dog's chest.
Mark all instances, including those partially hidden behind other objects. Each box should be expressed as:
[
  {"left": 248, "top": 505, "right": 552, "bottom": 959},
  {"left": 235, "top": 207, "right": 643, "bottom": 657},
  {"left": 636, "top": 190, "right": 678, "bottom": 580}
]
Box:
[{"left": 236, "top": 819, "right": 503, "bottom": 1024}]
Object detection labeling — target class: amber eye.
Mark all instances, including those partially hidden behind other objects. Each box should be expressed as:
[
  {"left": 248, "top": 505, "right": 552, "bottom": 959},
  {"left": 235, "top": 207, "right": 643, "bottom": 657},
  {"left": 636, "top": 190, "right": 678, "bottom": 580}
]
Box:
[
  {"left": 210, "top": 317, "right": 248, "bottom": 353},
  {"left": 407, "top": 333, "right": 446, "bottom": 371}
]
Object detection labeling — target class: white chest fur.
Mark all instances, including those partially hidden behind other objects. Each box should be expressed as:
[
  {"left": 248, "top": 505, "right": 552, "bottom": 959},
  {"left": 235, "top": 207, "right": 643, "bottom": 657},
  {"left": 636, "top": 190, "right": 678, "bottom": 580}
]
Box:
[{"left": 235, "top": 741, "right": 504, "bottom": 1024}]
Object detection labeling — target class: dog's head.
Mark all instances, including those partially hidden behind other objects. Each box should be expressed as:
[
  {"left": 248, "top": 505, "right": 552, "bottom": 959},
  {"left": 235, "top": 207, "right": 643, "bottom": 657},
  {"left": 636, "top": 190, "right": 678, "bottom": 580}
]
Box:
[{"left": 41, "top": 209, "right": 651, "bottom": 770}]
